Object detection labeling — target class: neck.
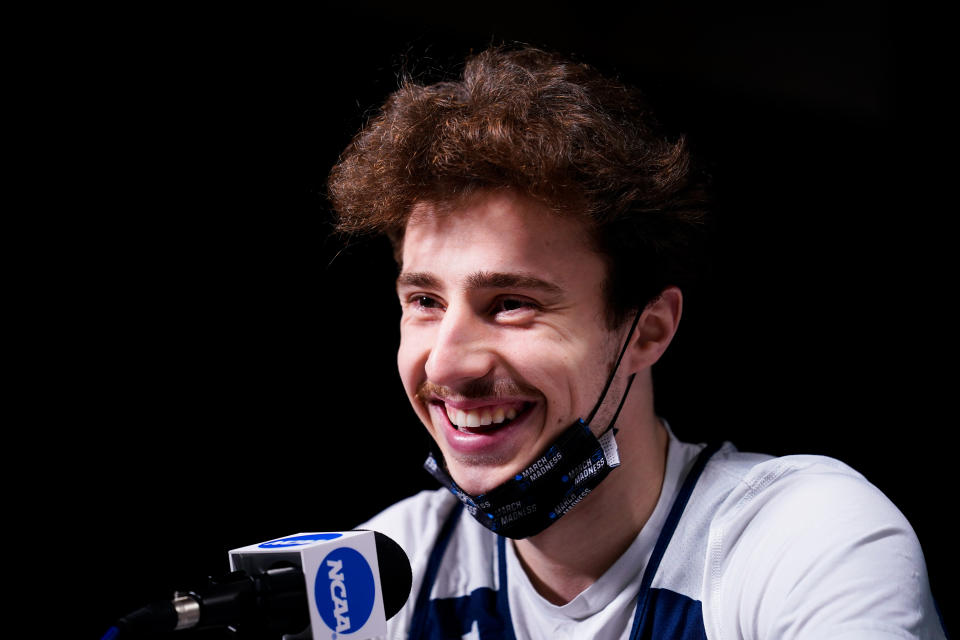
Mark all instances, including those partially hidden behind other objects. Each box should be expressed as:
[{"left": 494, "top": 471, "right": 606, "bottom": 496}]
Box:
[{"left": 511, "top": 375, "right": 668, "bottom": 605}]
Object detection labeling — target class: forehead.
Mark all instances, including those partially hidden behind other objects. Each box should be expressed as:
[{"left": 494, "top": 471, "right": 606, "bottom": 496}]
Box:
[{"left": 400, "top": 190, "right": 605, "bottom": 287}]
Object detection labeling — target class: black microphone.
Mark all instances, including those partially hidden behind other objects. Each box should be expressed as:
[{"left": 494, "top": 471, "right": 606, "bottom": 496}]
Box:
[{"left": 104, "top": 530, "right": 411, "bottom": 639}]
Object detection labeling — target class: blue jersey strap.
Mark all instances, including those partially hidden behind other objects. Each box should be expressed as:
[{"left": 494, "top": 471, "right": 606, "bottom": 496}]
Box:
[
  {"left": 408, "top": 500, "right": 518, "bottom": 640},
  {"left": 496, "top": 536, "right": 518, "bottom": 640},
  {"left": 408, "top": 501, "right": 465, "bottom": 640},
  {"left": 629, "top": 442, "right": 723, "bottom": 640}
]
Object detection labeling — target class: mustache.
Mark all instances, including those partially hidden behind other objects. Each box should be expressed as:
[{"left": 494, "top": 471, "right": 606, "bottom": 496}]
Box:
[{"left": 416, "top": 378, "right": 539, "bottom": 404}]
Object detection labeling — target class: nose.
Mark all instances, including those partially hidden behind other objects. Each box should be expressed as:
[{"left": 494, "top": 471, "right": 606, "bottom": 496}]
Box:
[{"left": 424, "top": 303, "right": 497, "bottom": 388}]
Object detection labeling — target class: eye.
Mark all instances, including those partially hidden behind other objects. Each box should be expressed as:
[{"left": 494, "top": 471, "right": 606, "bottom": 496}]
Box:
[
  {"left": 408, "top": 294, "right": 444, "bottom": 311},
  {"left": 498, "top": 298, "right": 531, "bottom": 311},
  {"left": 492, "top": 297, "right": 539, "bottom": 316},
  {"left": 417, "top": 295, "right": 442, "bottom": 308}
]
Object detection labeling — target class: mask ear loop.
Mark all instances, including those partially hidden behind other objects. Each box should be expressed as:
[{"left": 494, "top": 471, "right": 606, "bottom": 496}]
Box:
[
  {"left": 584, "top": 307, "right": 644, "bottom": 431},
  {"left": 603, "top": 373, "right": 636, "bottom": 435}
]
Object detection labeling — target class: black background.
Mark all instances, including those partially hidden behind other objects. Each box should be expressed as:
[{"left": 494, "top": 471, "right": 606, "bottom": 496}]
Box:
[{"left": 38, "top": 2, "right": 948, "bottom": 636}]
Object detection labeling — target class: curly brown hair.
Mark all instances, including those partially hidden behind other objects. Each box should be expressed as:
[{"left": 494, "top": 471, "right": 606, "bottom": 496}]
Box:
[{"left": 328, "top": 46, "right": 710, "bottom": 326}]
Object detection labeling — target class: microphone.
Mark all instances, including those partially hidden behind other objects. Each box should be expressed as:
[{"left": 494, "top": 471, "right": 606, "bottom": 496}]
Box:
[{"left": 105, "top": 530, "right": 411, "bottom": 639}]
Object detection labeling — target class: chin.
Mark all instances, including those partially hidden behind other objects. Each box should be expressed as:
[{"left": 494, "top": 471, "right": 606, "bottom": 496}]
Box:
[{"left": 447, "top": 460, "right": 519, "bottom": 496}]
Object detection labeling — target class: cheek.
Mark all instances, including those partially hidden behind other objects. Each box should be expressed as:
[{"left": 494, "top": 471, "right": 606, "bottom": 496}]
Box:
[
  {"left": 397, "top": 325, "right": 427, "bottom": 393},
  {"left": 500, "top": 336, "right": 576, "bottom": 414},
  {"left": 396, "top": 344, "right": 415, "bottom": 393},
  {"left": 397, "top": 330, "right": 436, "bottom": 431},
  {"left": 530, "top": 332, "right": 610, "bottom": 421}
]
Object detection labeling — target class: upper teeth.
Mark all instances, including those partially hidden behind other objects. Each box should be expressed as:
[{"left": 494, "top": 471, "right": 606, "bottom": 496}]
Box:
[{"left": 446, "top": 405, "right": 519, "bottom": 428}]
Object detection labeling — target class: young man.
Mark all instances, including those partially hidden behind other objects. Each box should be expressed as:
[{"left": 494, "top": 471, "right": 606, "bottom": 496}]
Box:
[{"left": 328, "top": 47, "right": 944, "bottom": 639}]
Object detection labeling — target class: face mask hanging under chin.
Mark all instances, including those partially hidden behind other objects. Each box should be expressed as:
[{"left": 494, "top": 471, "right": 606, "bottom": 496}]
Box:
[
  {"left": 422, "top": 309, "right": 643, "bottom": 539},
  {"left": 424, "top": 415, "right": 624, "bottom": 539}
]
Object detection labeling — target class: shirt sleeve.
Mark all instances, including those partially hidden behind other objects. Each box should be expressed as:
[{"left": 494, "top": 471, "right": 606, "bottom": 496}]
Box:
[{"left": 706, "top": 456, "right": 946, "bottom": 640}]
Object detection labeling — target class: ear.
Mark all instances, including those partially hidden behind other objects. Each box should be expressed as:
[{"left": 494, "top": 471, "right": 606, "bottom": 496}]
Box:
[{"left": 623, "top": 286, "right": 683, "bottom": 373}]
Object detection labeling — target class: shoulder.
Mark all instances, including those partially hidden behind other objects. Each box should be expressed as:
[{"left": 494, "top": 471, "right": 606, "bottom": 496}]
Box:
[
  {"left": 708, "top": 452, "right": 915, "bottom": 549},
  {"left": 701, "top": 453, "right": 944, "bottom": 639},
  {"left": 355, "top": 489, "right": 461, "bottom": 640},
  {"left": 356, "top": 489, "right": 504, "bottom": 640},
  {"left": 358, "top": 488, "right": 459, "bottom": 565}
]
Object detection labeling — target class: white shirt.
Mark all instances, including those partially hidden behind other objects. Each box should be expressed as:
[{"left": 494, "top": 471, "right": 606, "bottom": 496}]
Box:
[{"left": 361, "top": 427, "right": 946, "bottom": 639}]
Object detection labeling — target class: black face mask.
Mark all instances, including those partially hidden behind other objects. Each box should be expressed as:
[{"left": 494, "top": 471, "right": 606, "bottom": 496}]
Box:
[{"left": 423, "top": 310, "right": 642, "bottom": 539}]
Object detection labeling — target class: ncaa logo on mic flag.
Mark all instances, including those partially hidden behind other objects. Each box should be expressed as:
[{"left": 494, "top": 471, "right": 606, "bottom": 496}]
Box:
[
  {"left": 315, "top": 547, "right": 376, "bottom": 635},
  {"left": 258, "top": 533, "right": 343, "bottom": 548}
]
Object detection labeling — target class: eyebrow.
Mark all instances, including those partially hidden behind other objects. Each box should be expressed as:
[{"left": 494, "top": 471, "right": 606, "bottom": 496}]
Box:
[{"left": 397, "top": 270, "right": 564, "bottom": 296}]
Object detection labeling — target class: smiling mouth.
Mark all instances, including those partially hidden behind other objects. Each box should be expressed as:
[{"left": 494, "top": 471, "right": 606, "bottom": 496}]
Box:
[{"left": 436, "top": 401, "right": 533, "bottom": 432}]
